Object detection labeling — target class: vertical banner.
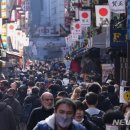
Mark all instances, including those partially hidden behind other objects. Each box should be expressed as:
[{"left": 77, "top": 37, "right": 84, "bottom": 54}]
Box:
[
  {"left": 108, "top": 0, "right": 126, "bottom": 14},
  {"left": 72, "top": 21, "right": 81, "bottom": 35},
  {"left": 1, "top": 0, "right": 7, "bottom": 19},
  {"left": 128, "top": 0, "right": 130, "bottom": 40},
  {"left": 0, "top": 19, "right": 2, "bottom": 34},
  {"left": 79, "top": 10, "right": 91, "bottom": 27},
  {"left": 95, "top": 5, "right": 111, "bottom": 27},
  {"left": 7, "top": 23, "right": 16, "bottom": 36}
]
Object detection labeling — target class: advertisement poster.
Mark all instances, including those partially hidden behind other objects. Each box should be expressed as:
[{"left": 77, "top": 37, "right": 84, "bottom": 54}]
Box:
[{"left": 102, "top": 64, "right": 114, "bottom": 83}]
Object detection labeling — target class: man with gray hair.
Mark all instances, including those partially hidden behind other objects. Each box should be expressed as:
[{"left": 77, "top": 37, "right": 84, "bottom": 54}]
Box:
[{"left": 27, "top": 92, "right": 54, "bottom": 130}]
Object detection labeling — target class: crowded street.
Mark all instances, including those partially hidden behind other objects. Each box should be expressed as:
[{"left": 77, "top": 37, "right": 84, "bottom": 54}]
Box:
[{"left": 0, "top": 0, "right": 130, "bottom": 130}]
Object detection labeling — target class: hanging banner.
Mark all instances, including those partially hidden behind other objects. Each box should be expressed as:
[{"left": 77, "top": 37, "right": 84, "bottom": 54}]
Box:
[
  {"left": 7, "top": 23, "right": 16, "bottom": 36},
  {"left": 71, "top": 21, "right": 81, "bottom": 35},
  {"left": 95, "top": 5, "right": 110, "bottom": 27},
  {"left": 108, "top": 0, "right": 126, "bottom": 14},
  {"left": 0, "top": 18, "right": 2, "bottom": 34},
  {"left": 79, "top": 10, "right": 91, "bottom": 26}
]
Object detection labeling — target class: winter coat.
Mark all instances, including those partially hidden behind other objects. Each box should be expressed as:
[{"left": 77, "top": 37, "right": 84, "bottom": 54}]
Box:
[
  {"left": 33, "top": 114, "right": 86, "bottom": 130},
  {"left": 24, "top": 94, "right": 41, "bottom": 109},
  {"left": 0, "top": 102, "right": 16, "bottom": 130},
  {"left": 27, "top": 106, "right": 54, "bottom": 130},
  {"left": 4, "top": 97, "right": 21, "bottom": 125},
  {"left": 97, "top": 94, "right": 113, "bottom": 112}
]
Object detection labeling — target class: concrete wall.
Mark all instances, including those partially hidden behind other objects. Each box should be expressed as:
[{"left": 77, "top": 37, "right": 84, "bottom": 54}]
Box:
[
  {"left": 50, "top": 0, "right": 64, "bottom": 25},
  {"left": 30, "top": 0, "right": 41, "bottom": 26}
]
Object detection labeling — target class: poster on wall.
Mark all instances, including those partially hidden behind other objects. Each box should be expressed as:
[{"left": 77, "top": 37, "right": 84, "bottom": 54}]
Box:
[{"left": 102, "top": 64, "right": 114, "bottom": 83}]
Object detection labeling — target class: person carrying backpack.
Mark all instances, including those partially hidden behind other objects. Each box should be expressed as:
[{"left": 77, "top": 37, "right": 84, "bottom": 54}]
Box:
[
  {"left": 85, "top": 92, "right": 105, "bottom": 130},
  {"left": 21, "top": 86, "right": 41, "bottom": 123}
]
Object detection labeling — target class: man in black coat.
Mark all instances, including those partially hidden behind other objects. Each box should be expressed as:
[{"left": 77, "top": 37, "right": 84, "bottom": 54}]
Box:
[
  {"left": 0, "top": 92, "right": 16, "bottom": 130},
  {"left": 27, "top": 92, "right": 54, "bottom": 130}
]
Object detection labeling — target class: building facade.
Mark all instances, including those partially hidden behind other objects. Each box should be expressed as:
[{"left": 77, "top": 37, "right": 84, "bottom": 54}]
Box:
[{"left": 28, "top": 0, "right": 66, "bottom": 60}]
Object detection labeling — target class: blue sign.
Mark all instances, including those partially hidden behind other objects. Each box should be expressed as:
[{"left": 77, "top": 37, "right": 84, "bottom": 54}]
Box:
[
  {"left": 110, "top": 29, "right": 127, "bottom": 48},
  {"left": 128, "top": 1, "right": 130, "bottom": 40}
]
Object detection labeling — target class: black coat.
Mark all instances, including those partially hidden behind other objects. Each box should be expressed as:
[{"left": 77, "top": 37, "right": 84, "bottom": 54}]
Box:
[
  {"left": 27, "top": 106, "right": 54, "bottom": 130},
  {"left": 0, "top": 102, "right": 16, "bottom": 130},
  {"left": 97, "top": 94, "right": 113, "bottom": 112}
]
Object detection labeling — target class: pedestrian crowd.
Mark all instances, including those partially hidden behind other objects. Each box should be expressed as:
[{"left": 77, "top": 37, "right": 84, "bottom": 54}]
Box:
[{"left": 0, "top": 60, "right": 130, "bottom": 130}]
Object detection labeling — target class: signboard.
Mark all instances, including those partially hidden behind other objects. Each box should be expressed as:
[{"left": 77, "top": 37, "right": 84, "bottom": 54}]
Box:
[
  {"left": 110, "top": 29, "right": 127, "bottom": 48},
  {"left": 72, "top": 21, "right": 81, "bottom": 35},
  {"left": 102, "top": 64, "right": 114, "bottom": 83},
  {"left": 128, "top": 1, "right": 130, "bottom": 40},
  {"left": 1, "top": 0, "right": 7, "bottom": 19},
  {"left": 95, "top": 5, "right": 110, "bottom": 27},
  {"left": 0, "top": 19, "right": 2, "bottom": 34},
  {"left": 79, "top": 10, "right": 91, "bottom": 27},
  {"left": 35, "top": 38, "right": 66, "bottom": 48},
  {"left": 34, "top": 25, "right": 60, "bottom": 36},
  {"left": 108, "top": 0, "right": 126, "bottom": 14},
  {"left": 120, "top": 86, "right": 130, "bottom": 103}
]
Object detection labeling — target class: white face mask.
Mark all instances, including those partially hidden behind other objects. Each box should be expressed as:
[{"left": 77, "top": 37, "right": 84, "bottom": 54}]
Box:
[{"left": 55, "top": 114, "right": 73, "bottom": 128}]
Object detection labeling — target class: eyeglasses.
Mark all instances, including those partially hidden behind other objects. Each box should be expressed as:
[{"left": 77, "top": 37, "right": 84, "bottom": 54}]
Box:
[{"left": 43, "top": 98, "right": 53, "bottom": 101}]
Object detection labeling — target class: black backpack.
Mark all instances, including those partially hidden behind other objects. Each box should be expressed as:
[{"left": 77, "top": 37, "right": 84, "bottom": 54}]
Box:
[{"left": 85, "top": 111, "right": 105, "bottom": 130}]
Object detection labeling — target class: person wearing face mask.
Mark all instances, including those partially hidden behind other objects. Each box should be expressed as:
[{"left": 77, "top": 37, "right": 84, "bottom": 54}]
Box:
[
  {"left": 74, "top": 100, "right": 99, "bottom": 130},
  {"left": 33, "top": 98, "right": 86, "bottom": 130},
  {"left": 27, "top": 92, "right": 54, "bottom": 130}
]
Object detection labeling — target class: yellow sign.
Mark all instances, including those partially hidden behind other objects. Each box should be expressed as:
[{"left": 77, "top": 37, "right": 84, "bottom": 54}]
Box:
[
  {"left": 120, "top": 86, "right": 130, "bottom": 103},
  {"left": 123, "top": 91, "right": 130, "bottom": 102}
]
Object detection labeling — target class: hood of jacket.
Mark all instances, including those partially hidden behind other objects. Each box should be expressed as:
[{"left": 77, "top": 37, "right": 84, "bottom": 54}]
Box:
[{"left": 0, "top": 102, "right": 7, "bottom": 112}]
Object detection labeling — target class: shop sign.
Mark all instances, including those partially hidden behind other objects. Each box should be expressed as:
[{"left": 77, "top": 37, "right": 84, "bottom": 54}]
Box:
[{"left": 110, "top": 29, "right": 127, "bottom": 48}]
